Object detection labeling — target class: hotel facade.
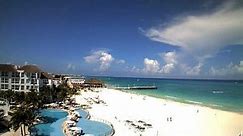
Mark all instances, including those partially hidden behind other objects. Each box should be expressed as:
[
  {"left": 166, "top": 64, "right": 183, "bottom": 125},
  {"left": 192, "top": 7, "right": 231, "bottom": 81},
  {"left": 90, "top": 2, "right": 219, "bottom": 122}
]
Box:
[{"left": 0, "top": 64, "right": 52, "bottom": 92}]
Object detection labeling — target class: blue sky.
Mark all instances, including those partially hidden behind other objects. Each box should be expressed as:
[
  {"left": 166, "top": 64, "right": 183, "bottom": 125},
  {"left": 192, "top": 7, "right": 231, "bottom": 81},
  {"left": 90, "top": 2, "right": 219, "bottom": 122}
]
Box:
[{"left": 0, "top": 0, "right": 243, "bottom": 79}]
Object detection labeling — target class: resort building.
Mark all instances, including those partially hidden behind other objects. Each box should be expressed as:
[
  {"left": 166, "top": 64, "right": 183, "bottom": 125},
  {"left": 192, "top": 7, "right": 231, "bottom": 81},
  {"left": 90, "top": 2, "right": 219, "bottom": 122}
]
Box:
[
  {"left": 40, "top": 72, "right": 53, "bottom": 88},
  {"left": 0, "top": 64, "right": 47, "bottom": 92},
  {"left": 52, "top": 75, "right": 63, "bottom": 87},
  {"left": 64, "top": 75, "right": 85, "bottom": 85},
  {"left": 84, "top": 79, "right": 104, "bottom": 88}
]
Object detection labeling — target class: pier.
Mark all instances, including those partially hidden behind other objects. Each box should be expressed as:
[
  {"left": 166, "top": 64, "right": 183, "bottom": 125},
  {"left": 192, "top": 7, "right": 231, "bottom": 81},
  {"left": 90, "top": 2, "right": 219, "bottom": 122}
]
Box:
[{"left": 114, "top": 85, "right": 157, "bottom": 90}]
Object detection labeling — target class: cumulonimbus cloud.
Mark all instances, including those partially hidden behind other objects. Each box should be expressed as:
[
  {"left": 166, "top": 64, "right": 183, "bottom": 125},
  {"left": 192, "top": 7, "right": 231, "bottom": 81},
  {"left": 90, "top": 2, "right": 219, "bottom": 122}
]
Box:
[{"left": 145, "top": 0, "right": 243, "bottom": 58}]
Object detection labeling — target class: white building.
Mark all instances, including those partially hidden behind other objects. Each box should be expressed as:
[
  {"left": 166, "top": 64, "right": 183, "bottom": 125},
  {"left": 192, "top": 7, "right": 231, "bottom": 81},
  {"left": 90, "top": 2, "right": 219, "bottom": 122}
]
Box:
[
  {"left": 64, "top": 75, "right": 85, "bottom": 85},
  {"left": 0, "top": 64, "right": 43, "bottom": 92},
  {"left": 52, "top": 75, "right": 63, "bottom": 87},
  {"left": 40, "top": 72, "right": 53, "bottom": 87}
]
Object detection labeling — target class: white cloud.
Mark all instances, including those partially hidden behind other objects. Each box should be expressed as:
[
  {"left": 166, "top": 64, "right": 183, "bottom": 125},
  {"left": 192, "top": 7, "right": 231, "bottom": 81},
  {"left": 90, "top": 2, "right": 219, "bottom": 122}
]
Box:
[
  {"left": 143, "top": 58, "right": 160, "bottom": 74},
  {"left": 84, "top": 50, "right": 114, "bottom": 71},
  {"left": 159, "top": 51, "right": 177, "bottom": 74},
  {"left": 161, "top": 63, "right": 175, "bottom": 74},
  {"left": 140, "top": 52, "right": 178, "bottom": 75},
  {"left": 181, "top": 63, "right": 203, "bottom": 76},
  {"left": 116, "top": 59, "right": 126, "bottom": 64},
  {"left": 210, "top": 61, "right": 243, "bottom": 76},
  {"left": 160, "top": 51, "right": 177, "bottom": 64},
  {"left": 145, "top": 1, "right": 243, "bottom": 58},
  {"left": 238, "top": 61, "right": 243, "bottom": 73},
  {"left": 67, "top": 63, "right": 76, "bottom": 70},
  {"left": 24, "top": 61, "right": 28, "bottom": 65},
  {"left": 99, "top": 52, "right": 114, "bottom": 71},
  {"left": 130, "top": 66, "right": 141, "bottom": 73},
  {"left": 84, "top": 50, "right": 102, "bottom": 63},
  {"left": 131, "top": 52, "right": 178, "bottom": 75}
]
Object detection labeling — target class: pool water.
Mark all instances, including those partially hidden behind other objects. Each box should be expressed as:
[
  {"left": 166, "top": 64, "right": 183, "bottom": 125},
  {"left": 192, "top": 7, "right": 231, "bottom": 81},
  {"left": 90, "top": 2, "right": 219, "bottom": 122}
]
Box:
[
  {"left": 77, "top": 110, "right": 113, "bottom": 136},
  {"left": 31, "top": 109, "right": 67, "bottom": 136},
  {"left": 31, "top": 109, "right": 113, "bottom": 136}
]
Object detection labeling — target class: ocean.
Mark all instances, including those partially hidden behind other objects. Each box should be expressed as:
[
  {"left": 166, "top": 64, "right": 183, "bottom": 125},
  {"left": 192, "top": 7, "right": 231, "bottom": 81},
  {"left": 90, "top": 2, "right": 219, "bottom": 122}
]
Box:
[{"left": 90, "top": 76, "right": 243, "bottom": 112}]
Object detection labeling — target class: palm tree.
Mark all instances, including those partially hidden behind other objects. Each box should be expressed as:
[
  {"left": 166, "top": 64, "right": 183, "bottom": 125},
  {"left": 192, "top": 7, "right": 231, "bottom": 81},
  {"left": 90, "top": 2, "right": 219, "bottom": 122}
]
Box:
[
  {"left": 23, "top": 108, "right": 36, "bottom": 135},
  {"left": 0, "top": 109, "right": 6, "bottom": 132},
  {"left": 39, "top": 86, "right": 53, "bottom": 103},
  {"left": 14, "top": 92, "right": 25, "bottom": 104},
  {"left": 10, "top": 108, "right": 25, "bottom": 136},
  {"left": 0, "top": 109, "right": 4, "bottom": 121},
  {"left": 10, "top": 106, "right": 36, "bottom": 136},
  {"left": 1, "top": 89, "right": 14, "bottom": 102}
]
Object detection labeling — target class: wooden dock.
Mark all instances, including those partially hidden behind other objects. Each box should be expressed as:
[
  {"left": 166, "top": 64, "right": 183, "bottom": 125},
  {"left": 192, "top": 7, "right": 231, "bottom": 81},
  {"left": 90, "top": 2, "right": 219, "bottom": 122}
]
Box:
[{"left": 114, "top": 85, "right": 157, "bottom": 90}]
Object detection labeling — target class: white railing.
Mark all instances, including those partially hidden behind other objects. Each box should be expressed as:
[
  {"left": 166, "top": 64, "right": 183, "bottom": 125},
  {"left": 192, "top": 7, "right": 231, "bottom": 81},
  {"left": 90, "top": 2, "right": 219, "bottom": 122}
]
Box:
[{"left": 90, "top": 116, "right": 115, "bottom": 136}]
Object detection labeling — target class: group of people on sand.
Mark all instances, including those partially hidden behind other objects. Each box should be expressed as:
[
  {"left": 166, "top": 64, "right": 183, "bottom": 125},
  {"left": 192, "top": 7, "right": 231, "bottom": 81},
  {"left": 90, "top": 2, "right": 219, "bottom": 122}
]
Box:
[
  {"left": 125, "top": 119, "right": 153, "bottom": 133},
  {"left": 166, "top": 117, "right": 173, "bottom": 122}
]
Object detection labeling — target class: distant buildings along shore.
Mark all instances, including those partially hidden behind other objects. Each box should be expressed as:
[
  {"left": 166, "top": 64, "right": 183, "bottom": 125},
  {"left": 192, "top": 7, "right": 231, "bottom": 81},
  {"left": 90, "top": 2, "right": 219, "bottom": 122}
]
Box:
[
  {"left": 0, "top": 63, "right": 104, "bottom": 93},
  {"left": 0, "top": 64, "right": 62, "bottom": 92}
]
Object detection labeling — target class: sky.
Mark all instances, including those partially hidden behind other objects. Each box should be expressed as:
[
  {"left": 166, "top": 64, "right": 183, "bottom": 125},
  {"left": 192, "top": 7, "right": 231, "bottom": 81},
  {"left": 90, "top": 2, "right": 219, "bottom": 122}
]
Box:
[{"left": 0, "top": 0, "right": 243, "bottom": 79}]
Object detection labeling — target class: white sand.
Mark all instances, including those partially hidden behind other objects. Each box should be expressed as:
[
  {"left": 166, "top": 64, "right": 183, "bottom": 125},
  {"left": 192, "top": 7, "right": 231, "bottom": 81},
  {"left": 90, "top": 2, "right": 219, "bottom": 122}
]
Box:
[{"left": 75, "top": 88, "right": 243, "bottom": 136}]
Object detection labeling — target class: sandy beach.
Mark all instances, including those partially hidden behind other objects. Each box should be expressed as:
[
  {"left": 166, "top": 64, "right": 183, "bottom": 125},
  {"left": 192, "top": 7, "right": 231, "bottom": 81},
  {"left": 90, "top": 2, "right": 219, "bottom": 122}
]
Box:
[{"left": 75, "top": 88, "right": 243, "bottom": 136}]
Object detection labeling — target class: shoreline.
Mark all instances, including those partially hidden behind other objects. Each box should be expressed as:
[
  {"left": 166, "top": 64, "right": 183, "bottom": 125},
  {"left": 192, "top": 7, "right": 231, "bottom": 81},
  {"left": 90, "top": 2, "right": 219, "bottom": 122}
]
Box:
[
  {"left": 75, "top": 87, "right": 243, "bottom": 136},
  {"left": 117, "top": 89, "right": 243, "bottom": 114}
]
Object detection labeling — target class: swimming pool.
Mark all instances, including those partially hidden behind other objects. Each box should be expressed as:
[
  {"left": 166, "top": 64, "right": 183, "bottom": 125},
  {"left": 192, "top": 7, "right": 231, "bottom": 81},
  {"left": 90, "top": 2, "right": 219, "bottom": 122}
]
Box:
[
  {"left": 31, "top": 109, "right": 113, "bottom": 136},
  {"left": 76, "top": 110, "right": 113, "bottom": 136},
  {"left": 30, "top": 109, "right": 67, "bottom": 136}
]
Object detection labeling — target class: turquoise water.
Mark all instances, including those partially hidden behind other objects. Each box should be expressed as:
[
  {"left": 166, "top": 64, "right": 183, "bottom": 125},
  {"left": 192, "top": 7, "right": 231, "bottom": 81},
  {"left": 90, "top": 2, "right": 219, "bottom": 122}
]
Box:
[
  {"left": 93, "top": 76, "right": 243, "bottom": 112},
  {"left": 77, "top": 110, "right": 113, "bottom": 136},
  {"left": 31, "top": 109, "right": 113, "bottom": 136},
  {"left": 31, "top": 109, "right": 67, "bottom": 136}
]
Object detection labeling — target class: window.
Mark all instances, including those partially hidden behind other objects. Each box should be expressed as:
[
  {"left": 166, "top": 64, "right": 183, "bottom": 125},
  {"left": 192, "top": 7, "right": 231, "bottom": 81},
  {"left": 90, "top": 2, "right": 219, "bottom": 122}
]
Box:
[
  {"left": 21, "top": 79, "right": 25, "bottom": 84},
  {"left": 12, "top": 72, "right": 19, "bottom": 77},
  {"left": 43, "top": 79, "right": 49, "bottom": 84},
  {"left": 26, "top": 86, "right": 30, "bottom": 89},
  {"left": 15, "top": 85, "right": 19, "bottom": 90},
  {"left": 1, "top": 78, "right": 8, "bottom": 83},
  {"left": 11, "top": 85, "right": 14, "bottom": 89},
  {"left": 1, "top": 72, "right": 8, "bottom": 77},
  {"left": 31, "top": 73, "right": 36, "bottom": 78},
  {"left": 26, "top": 79, "right": 30, "bottom": 83},
  {"left": 11, "top": 85, "right": 19, "bottom": 90},
  {"left": 31, "top": 79, "right": 37, "bottom": 84},
  {"left": 21, "top": 73, "right": 24, "bottom": 77},
  {"left": 21, "top": 85, "right": 24, "bottom": 90},
  {"left": 11, "top": 78, "right": 19, "bottom": 84},
  {"left": 1, "top": 84, "right": 8, "bottom": 89},
  {"left": 27, "top": 73, "right": 30, "bottom": 77}
]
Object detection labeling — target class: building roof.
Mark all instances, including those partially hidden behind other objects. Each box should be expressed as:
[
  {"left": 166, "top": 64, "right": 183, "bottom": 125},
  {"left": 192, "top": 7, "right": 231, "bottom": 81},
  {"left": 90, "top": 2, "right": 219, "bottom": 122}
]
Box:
[
  {"left": 40, "top": 72, "right": 53, "bottom": 79},
  {"left": 19, "top": 65, "right": 42, "bottom": 73},
  {"left": 0, "top": 64, "right": 17, "bottom": 72},
  {"left": 84, "top": 78, "right": 103, "bottom": 84}
]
